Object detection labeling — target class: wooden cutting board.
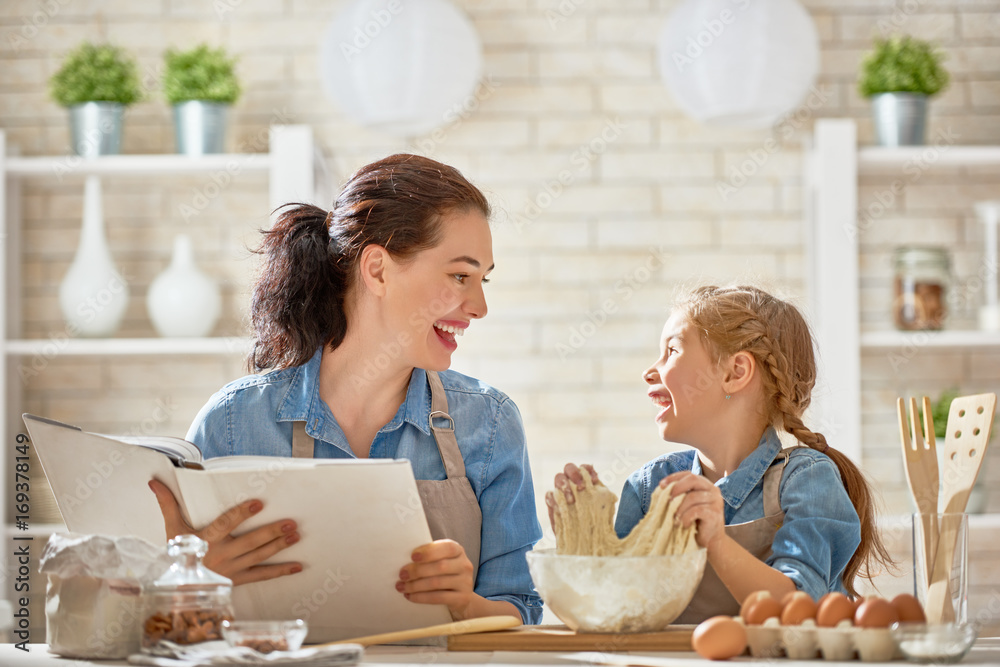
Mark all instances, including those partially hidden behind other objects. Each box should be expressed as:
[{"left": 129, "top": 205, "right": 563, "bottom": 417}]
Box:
[{"left": 447, "top": 624, "right": 694, "bottom": 652}]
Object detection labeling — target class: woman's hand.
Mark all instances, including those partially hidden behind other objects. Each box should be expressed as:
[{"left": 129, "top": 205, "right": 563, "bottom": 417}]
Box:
[
  {"left": 396, "top": 539, "right": 477, "bottom": 620},
  {"left": 149, "top": 479, "right": 302, "bottom": 586},
  {"left": 544, "top": 463, "right": 600, "bottom": 531},
  {"left": 662, "top": 471, "right": 725, "bottom": 553}
]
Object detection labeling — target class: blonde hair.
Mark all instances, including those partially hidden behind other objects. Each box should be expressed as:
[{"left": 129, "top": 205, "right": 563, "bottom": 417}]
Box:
[{"left": 676, "top": 285, "right": 891, "bottom": 597}]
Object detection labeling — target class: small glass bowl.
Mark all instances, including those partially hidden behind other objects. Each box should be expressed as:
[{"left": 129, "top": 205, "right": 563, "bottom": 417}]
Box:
[
  {"left": 890, "top": 622, "right": 978, "bottom": 664},
  {"left": 221, "top": 619, "right": 308, "bottom": 654}
]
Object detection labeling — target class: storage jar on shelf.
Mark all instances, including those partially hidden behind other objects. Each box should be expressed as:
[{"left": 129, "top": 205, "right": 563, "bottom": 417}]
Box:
[{"left": 893, "top": 246, "right": 950, "bottom": 331}]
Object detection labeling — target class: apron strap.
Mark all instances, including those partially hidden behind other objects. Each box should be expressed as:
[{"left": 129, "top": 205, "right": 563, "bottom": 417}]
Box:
[
  {"left": 287, "top": 370, "right": 466, "bottom": 481},
  {"left": 425, "top": 370, "right": 467, "bottom": 479},
  {"left": 762, "top": 449, "right": 791, "bottom": 516},
  {"left": 291, "top": 421, "right": 313, "bottom": 458}
]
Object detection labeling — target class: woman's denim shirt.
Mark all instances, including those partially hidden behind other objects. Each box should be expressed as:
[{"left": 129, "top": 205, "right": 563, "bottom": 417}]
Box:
[
  {"left": 186, "top": 349, "right": 544, "bottom": 623},
  {"left": 614, "top": 428, "right": 861, "bottom": 600}
]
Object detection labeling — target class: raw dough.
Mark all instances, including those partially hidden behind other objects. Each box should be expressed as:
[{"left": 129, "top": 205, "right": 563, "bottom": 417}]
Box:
[{"left": 553, "top": 472, "right": 697, "bottom": 556}]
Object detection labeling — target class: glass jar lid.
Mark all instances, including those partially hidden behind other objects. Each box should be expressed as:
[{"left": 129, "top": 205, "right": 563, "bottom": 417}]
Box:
[
  {"left": 151, "top": 534, "right": 232, "bottom": 593},
  {"left": 893, "top": 246, "right": 950, "bottom": 271}
]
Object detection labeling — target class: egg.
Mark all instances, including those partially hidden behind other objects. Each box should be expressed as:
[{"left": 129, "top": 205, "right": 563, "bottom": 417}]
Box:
[
  {"left": 816, "top": 592, "right": 855, "bottom": 627},
  {"left": 892, "top": 593, "right": 926, "bottom": 623},
  {"left": 854, "top": 597, "right": 900, "bottom": 628},
  {"left": 692, "top": 615, "right": 747, "bottom": 660},
  {"left": 739, "top": 591, "right": 772, "bottom": 623},
  {"left": 780, "top": 591, "right": 818, "bottom": 625},
  {"left": 743, "top": 596, "right": 783, "bottom": 626}
]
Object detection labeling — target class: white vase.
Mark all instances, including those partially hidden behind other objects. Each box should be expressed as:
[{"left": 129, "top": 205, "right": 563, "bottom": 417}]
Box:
[
  {"left": 58, "top": 176, "right": 130, "bottom": 337},
  {"left": 147, "top": 235, "right": 221, "bottom": 337}
]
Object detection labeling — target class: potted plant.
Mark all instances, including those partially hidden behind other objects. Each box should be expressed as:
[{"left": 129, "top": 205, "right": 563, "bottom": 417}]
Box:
[
  {"left": 49, "top": 42, "right": 143, "bottom": 157},
  {"left": 163, "top": 44, "right": 241, "bottom": 155},
  {"left": 858, "top": 35, "right": 949, "bottom": 146}
]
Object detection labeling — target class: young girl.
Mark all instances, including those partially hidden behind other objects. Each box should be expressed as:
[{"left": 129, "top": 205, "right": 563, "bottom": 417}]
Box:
[{"left": 549, "top": 285, "right": 890, "bottom": 624}]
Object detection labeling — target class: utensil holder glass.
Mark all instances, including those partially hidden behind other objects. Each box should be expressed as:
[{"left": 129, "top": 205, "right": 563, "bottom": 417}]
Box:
[{"left": 912, "top": 513, "right": 968, "bottom": 625}]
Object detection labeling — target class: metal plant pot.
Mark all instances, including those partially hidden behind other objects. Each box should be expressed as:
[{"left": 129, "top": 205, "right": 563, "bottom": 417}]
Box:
[
  {"left": 69, "top": 102, "right": 124, "bottom": 157},
  {"left": 871, "top": 92, "right": 928, "bottom": 146},
  {"left": 173, "top": 101, "right": 228, "bottom": 155}
]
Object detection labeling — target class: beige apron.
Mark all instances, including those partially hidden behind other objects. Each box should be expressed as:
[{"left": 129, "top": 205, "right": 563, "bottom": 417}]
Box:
[
  {"left": 674, "top": 450, "right": 790, "bottom": 625},
  {"left": 291, "top": 369, "right": 483, "bottom": 582}
]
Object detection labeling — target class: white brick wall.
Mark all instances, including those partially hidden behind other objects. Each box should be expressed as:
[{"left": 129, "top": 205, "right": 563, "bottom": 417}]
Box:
[{"left": 2, "top": 0, "right": 999, "bottom": 628}]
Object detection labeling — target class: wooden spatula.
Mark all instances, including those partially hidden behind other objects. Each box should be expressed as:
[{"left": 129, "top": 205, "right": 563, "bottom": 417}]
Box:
[
  {"left": 924, "top": 392, "right": 996, "bottom": 624},
  {"left": 897, "top": 396, "right": 939, "bottom": 588},
  {"left": 314, "top": 615, "right": 522, "bottom": 648}
]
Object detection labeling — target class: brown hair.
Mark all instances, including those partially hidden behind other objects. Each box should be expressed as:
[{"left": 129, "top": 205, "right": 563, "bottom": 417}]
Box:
[
  {"left": 676, "top": 285, "right": 891, "bottom": 598},
  {"left": 248, "top": 153, "right": 490, "bottom": 372}
]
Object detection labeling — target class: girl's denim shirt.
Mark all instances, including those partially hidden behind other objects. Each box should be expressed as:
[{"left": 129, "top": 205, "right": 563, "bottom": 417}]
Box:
[
  {"left": 615, "top": 428, "right": 862, "bottom": 600},
  {"left": 186, "top": 348, "right": 543, "bottom": 623}
]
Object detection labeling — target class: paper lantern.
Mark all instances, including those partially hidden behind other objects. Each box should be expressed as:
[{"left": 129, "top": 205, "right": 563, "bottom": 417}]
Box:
[
  {"left": 657, "top": 0, "right": 820, "bottom": 128},
  {"left": 319, "top": 0, "right": 483, "bottom": 137}
]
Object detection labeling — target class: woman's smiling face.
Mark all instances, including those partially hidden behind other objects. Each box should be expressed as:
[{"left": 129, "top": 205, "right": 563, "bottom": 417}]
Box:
[
  {"left": 642, "top": 311, "right": 726, "bottom": 446},
  {"left": 386, "top": 207, "right": 493, "bottom": 371}
]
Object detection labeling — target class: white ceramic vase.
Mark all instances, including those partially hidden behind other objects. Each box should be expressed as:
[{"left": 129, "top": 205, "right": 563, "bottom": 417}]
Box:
[
  {"left": 147, "top": 235, "right": 221, "bottom": 337},
  {"left": 58, "top": 176, "right": 130, "bottom": 337}
]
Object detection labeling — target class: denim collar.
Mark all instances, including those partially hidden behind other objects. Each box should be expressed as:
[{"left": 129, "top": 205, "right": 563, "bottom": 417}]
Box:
[
  {"left": 275, "top": 348, "right": 434, "bottom": 438},
  {"left": 690, "top": 427, "right": 782, "bottom": 511}
]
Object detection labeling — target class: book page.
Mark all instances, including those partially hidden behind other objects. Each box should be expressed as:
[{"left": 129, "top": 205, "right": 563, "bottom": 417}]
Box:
[
  {"left": 102, "top": 433, "right": 203, "bottom": 463},
  {"left": 174, "top": 459, "right": 451, "bottom": 642},
  {"left": 22, "top": 415, "right": 179, "bottom": 545}
]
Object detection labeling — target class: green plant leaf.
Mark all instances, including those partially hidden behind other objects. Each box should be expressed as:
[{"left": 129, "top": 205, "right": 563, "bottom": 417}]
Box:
[
  {"left": 857, "top": 34, "right": 950, "bottom": 98},
  {"left": 49, "top": 42, "right": 144, "bottom": 107},
  {"left": 162, "top": 44, "right": 241, "bottom": 105}
]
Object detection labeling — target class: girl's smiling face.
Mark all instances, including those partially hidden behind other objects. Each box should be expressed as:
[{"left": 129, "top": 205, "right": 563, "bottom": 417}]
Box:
[
  {"left": 385, "top": 207, "right": 493, "bottom": 371},
  {"left": 642, "top": 311, "right": 727, "bottom": 446}
]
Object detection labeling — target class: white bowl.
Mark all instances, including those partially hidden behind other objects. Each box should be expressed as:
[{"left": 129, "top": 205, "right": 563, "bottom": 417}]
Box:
[
  {"left": 526, "top": 548, "right": 707, "bottom": 633},
  {"left": 891, "top": 622, "right": 978, "bottom": 664}
]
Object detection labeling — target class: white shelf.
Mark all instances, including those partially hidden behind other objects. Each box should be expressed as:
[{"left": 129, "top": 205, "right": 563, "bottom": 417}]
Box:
[
  {"left": 4, "top": 152, "right": 271, "bottom": 177},
  {"left": 809, "top": 121, "right": 1000, "bottom": 465},
  {"left": 858, "top": 145, "right": 1000, "bottom": 170},
  {"left": 3, "top": 336, "right": 252, "bottom": 356},
  {"left": 861, "top": 329, "right": 1000, "bottom": 350}
]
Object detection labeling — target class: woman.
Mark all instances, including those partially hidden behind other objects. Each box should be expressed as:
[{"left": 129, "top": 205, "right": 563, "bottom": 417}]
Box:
[{"left": 150, "top": 154, "right": 542, "bottom": 623}]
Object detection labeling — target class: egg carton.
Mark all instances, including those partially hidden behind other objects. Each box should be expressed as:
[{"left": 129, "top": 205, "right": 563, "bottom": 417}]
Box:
[{"left": 743, "top": 618, "right": 903, "bottom": 662}]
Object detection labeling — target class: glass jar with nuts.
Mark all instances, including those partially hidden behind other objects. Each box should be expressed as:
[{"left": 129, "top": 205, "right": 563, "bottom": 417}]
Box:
[
  {"left": 142, "top": 534, "right": 234, "bottom": 653},
  {"left": 893, "top": 246, "right": 950, "bottom": 331}
]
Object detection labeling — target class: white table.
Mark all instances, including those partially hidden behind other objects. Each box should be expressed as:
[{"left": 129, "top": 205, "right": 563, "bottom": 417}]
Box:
[{"left": 2, "top": 640, "right": 1000, "bottom": 666}]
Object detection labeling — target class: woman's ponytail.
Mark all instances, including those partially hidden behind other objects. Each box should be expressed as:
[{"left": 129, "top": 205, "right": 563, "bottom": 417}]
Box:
[{"left": 248, "top": 203, "right": 347, "bottom": 372}]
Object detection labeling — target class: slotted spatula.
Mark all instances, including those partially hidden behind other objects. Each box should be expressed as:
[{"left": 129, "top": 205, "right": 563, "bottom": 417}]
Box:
[
  {"left": 924, "top": 392, "right": 997, "bottom": 624},
  {"left": 897, "top": 396, "right": 938, "bottom": 587}
]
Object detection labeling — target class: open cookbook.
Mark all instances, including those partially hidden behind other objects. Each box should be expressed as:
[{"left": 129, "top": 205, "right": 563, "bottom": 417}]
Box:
[{"left": 22, "top": 414, "right": 451, "bottom": 642}]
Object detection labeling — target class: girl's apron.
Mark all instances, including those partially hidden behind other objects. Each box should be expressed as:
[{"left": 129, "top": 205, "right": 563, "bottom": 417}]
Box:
[
  {"left": 290, "top": 370, "right": 483, "bottom": 582},
  {"left": 674, "top": 450, "right": 790, "bottom": 625}
]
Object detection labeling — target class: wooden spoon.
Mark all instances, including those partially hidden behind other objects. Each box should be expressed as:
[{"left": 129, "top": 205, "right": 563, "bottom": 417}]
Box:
[{"left": 924, "top": 392, "right": 996, "bottom": 624}]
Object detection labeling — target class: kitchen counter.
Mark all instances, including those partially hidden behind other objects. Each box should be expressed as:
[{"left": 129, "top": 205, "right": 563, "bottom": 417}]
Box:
[{"left": 2, "top": 639, "right": 1000, "bottom": 666}]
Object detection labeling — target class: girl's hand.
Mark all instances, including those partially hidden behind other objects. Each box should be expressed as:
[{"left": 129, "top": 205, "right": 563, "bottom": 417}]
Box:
[
  {"left": 662, "top": 471, "right": 726, "bottom": 553},
  {"left": 149, "top": 479, "right": 302, "bottom": 586},
  {"left": 396, "top": 539, "right": 477, "bottom": 620},
  {"left": 545, "top": 463, "right": 600, "bottom": 531}
]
